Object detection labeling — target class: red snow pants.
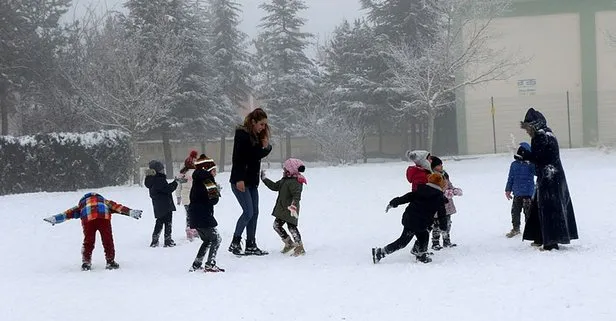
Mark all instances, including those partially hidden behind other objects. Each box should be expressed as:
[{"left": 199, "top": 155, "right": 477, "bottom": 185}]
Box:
[{"left": 81, "top": 218, "right": 115, "bottom": 263}]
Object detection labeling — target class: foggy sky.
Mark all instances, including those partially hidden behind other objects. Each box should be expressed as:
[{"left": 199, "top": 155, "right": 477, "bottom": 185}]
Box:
[{"left": 67, "top": 0, "right": 365, "bottom": 45}]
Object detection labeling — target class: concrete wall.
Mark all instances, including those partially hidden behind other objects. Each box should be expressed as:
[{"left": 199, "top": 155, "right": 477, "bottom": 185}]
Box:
[
  {"left": 464, "top": 13, "right": 583, "bottom": 154},
  {"left": 595, "top": 11, "right": 616, "bottom": 144}
]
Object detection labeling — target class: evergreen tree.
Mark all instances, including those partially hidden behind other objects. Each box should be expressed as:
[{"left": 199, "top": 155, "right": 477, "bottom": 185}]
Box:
[
  {"left": 254, "top": 0, "right": 314, "bottom": 158},
  {"left": 0, "top": 0, "right": 71, "bottom": 134},
  {"left": 208, "top": 0, "right": 252, "bottom": 107}
]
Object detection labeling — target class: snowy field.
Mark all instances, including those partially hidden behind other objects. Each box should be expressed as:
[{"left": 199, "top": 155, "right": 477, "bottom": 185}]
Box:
[{"left": 1, "top": 148, "right": 615, "bottom": 321}]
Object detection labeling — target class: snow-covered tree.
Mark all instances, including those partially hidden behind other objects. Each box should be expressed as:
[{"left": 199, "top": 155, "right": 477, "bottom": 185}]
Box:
[
  {"left": 64, "top": 15, "right": 187, "bottom": 182},
  {"left": 254, "top": 0, "right": 315, "bottom": 159},
  {"left": 387, "top": 0, "right": 527, "bottom": 151},
  {"left": 0, "top": 0, "right": 72, "bottom": 134}
]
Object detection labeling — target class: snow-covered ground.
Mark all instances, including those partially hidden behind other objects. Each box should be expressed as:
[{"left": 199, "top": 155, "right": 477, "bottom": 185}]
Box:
[{"left": 1, "top": 149, "right": 614, "bottom": 321}]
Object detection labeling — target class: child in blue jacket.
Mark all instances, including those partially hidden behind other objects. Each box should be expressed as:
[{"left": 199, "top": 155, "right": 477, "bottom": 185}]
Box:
[{"left": 505, "top": 142, "right": 535, "bottom": 238}]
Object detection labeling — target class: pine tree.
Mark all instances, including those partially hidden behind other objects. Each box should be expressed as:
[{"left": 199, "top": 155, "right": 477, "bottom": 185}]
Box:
[
  {"left": 0, "top": 0, "right": 72, "bottom": 134},
  {"left": 254, "top": 0, "right": 314, "bottom": 158},
  {"left": 208, "top": 0, "right": 252, "bottom": 107}
]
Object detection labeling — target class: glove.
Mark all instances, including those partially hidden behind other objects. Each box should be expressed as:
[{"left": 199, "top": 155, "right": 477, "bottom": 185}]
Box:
[
  {"left": 129, "top": 209, "right": 143, "bottom": 220},
  {"left": 453, "top": 188, "right": 463, "bottom": 196},
  {"left": 216, "top": 183, "right": 223, "bottom": 192},
  {"left": 43, "top": 216, "right": 57, "bottom": 226},
  {"left": 260, "top": 170, "right": 266, "bottom": 180},
  {"left": 444, "top": 189, "right": 454, "bottom": 199},
  {"left": 175, "top": 176, "right": 188, "bottom": 183},
  {"left": 176, "top": 196, "right": 182, "bottom": 205},
  {"left": 505, "top": 191, "right": 512, "bottom": 200},
  {"left": 385, "top": 204, "right": 393, "bottom": 213},
  {"left": 288, "top": 204, "right": 298, "bottom": 218}
]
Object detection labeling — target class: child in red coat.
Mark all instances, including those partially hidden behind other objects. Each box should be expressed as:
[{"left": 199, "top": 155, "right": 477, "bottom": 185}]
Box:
[
  {"left": 43, "top": 192, "right": 142, "bottom": 271},
  {"left": 405, "top": 150, "right": 432, "bottom": 191}
]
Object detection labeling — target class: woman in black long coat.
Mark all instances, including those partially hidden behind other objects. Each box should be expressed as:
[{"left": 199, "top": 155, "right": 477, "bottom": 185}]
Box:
[{"left": 518, "top": 108, "right": 578, "bottom": 250}]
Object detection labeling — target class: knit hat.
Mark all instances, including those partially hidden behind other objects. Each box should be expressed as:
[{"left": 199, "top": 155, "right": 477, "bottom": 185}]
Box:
[
  {"left": 189, "top": 150, "right": 198, "bottom": 158},
  {"left": 430, "top": 156, "right": 443, "bottom": 170},
  {"left": 406, "top": 149, "right": 432, "bottom": 171},
  {"left": 514, "top": 142, "right": 531, "bottom": 160},
  {"left": 194, "top": 154, "right": 217, "bottom": 172},
  {"left": 427, "top": 173, "right": 447, "bottom": 190},
  {"left": 283, "top": 158, "right": 307, "bottom": 184},
  {"left": 148, "top": 160, "right": 164, "bottom": 173}
]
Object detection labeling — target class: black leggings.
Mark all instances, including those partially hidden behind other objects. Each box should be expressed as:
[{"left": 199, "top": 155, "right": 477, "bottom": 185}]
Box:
[
  {"left": 384, "top": 227, "right": 429, "bottom": 256},
  {"left": 273, "top": 219, "right": 302, "bottom": 243}
]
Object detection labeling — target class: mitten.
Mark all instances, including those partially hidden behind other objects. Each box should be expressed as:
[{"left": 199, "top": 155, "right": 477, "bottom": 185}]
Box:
[
  {"left": 453, "top": 188, "right": 463, "bottom": 196},
  {"left": 444, "top": 189, "right": 454, "bottom": 199},
  {"left": 288, "top": 204, "right": 298, "bottom": 218},
  {"left": 175, "top": 176, "right": 188, "bottom": 184},
  {"left": 260, "top": 170, "right": 266, "bottom": 180},
  {"left": 129, "top": 209, "right": 143, "bottom": 219},
  {"left": 43, "top": 216, "right": 57, "bottom": 226},
  {"left": 385, "top": 204, "right": 393, "bottom": 213}
]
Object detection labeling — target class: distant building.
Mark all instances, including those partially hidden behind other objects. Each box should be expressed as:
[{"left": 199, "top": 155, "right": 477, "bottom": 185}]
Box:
[{"left": 459, "top": 0, "right": 616, "bottom": 154}]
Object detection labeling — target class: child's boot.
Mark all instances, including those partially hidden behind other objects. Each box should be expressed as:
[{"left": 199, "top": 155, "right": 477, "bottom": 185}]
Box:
[
  {"left": 431, "top": 241, "right": 442, "bottom": 251},
  {"left": 443, "top": 236, "right": 457, "bottom": 248},
  {"left": 164, "top": 238, "right": 176, "bottom": 247},
  {"left": 81, "top": 262, "right": 91, "bottom": 271},
  {"left": 281, "top": 237, "right": 296, "bottom": 254},
  {"left": 372, "top": 247, "right": 385, "bottom": 264},
  {"left": 416, "top": 253, "right": 432, "bottom": 263},
  {"left": 292, "top": 242, "right": 305, "bottom": 256},
  {"left": 106, "top": 260, "right": 120, "bottom": 270},
  {"left": 150, "top": 235, "right": 159, "bottom": 247},
  {"left": 506, "top": 228, "right": 520, "bottom": 238}
]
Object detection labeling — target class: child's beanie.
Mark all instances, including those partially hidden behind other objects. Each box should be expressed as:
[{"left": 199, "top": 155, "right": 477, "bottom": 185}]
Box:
[
  {"left": 148, "top": 160, "right": 164, "bottom": 173},
  {"left": 195, "top": 154, "right": 217, "bottom": 172}
]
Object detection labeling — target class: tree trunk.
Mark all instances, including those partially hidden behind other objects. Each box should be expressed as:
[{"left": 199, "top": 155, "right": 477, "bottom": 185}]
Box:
[
  {"left": 0, "top": 91, "right": 8, "bottom": 135},
  {"left": 377, "top": 119, "right": 383, "bottom": 155},
  {"left": 285, "top": 132, "right": 292, "bottom": 160},
  {"left": 200, "top": 141, "right": 206, "bottom": 155},
  {"left": 131, "top": 136, "right": 140, "bottom": 185},
  {"left": 427, "top": 114, "right": 435, "bottom": 153},
  {"left": 162, "top": 123, "right": 173, "bottom": 179},
  {"left": 362, "top": 127, "right": 367, "bottom": 164},
  {"left": 219, "top": 134, "right": 226, "bottom": 172}
]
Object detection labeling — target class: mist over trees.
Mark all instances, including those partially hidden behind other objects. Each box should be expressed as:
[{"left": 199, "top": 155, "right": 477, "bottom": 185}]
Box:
[{"left": 1, "top": 0, "right": 520, "bottom": 166}]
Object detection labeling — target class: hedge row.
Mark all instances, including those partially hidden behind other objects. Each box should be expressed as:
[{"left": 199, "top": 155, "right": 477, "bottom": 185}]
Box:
[{"left": 0, "top": 130, "right": 132, "bottom": 195}]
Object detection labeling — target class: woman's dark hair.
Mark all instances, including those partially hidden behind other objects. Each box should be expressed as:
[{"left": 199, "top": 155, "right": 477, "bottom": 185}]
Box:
[{"left": 243, "top": 108, "right": 270, "bottom": 140}]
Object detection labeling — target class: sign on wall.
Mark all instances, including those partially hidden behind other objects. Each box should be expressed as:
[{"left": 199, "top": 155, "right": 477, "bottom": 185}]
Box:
[{"left": 517, "top": 79, "right": 536, "bottom": 96}]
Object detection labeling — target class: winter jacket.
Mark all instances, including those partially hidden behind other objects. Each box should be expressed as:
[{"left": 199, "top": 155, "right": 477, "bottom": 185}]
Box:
[
  {"left": 50, "top": 193, "right": 131, "bottom": 223},
  {"left": 188, "top": 169, "right": 220, "bottom": 228},
  {"left": 177, "top": 169, "right": 194, "bottom": 205},
  {"left": 144, "top": 169, "right": 178, "bottom": 218},
  {"left": 519, "top": 108, "right": 578, "bottom": 245},
  {"left": 262, "top": 176, "right": 303, "bottom": 226},
  {"left": 389, "top": 183, "right": 448, "bottom": 233},
  {"left": 230, "top": 126, "right": 272, "bottom": 187},
  {"left": 406, "top": 166, "right": 431, "bottom": 192},
  {"left": 505, "top": 160, "right": 535, "bottom": 197},
  {"left": 441, "top": 171, "right": 461, "bottom": 215}
]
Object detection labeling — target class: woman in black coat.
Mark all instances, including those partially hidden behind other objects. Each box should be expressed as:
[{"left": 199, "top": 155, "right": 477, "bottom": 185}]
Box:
[
  {"left": 518, "top": 108, "right": 578, "bottom": 250},
  {"left": 144, "top": 160, "right": 178, "bottom": 247},
  {"left": 228, "top": 108, "right": 272, "bottom": 255}
]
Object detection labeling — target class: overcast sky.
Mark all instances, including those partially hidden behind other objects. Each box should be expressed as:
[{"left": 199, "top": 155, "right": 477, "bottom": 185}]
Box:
[{"left": 67, "top": 0, "right": 366, "bottom": 48}]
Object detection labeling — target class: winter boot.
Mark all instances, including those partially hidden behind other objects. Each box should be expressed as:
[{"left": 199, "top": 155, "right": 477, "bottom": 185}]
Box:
[
  {"left": 164, "top": 239, "right": 176, "bottom": 247},
  {"left": 281, "top": 237, "right": 296, "bottom": 254},
  {"left": 372, "top": 247, "right": 386, "bottom": 264},
  {"left": 204, "top": 263, "right": 226, "bottom": 273},
  {"left": 291, "top": 242, "right": 305, "bottom": 257},
  {"left": 506, "top": 229, "right": 520, "bottom": 238},
  {"left": 228, "top": 236, "right": 243, "bottom": 255},
  {"left": 431, "top": 242, "right": 443, "bottom": 251},
  {"left": 105, "top": 261, "right": 120, "bottom": 270},
  {"left": 81, "top": 262, "right": 91, "bottom": 271},
  {"left": 245, "top": 240, "right": 269, "bottom": 256},
  {"left": 186, "top": 228, "right": 198, "bottom": 242},
  {"left": 541, "top": 244, "right": 559, "bottom": 251},
  {"left": 150, "top": 235, "right": 160, "bottom": 248},
  {"left": 411, "top": 244, "right": 433, "bottom": 256},
  {"left": 443, "top": 239, "right": 457, "bottom": 248},
  {"left": 189, "top": 261, "right": 203, "bottom": 272},
  {"left": 416, "top": 254, "right": 432, "bottom": 263},
  {"left": 531, "top": 241, "right": 542, "bottom": 248}
]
